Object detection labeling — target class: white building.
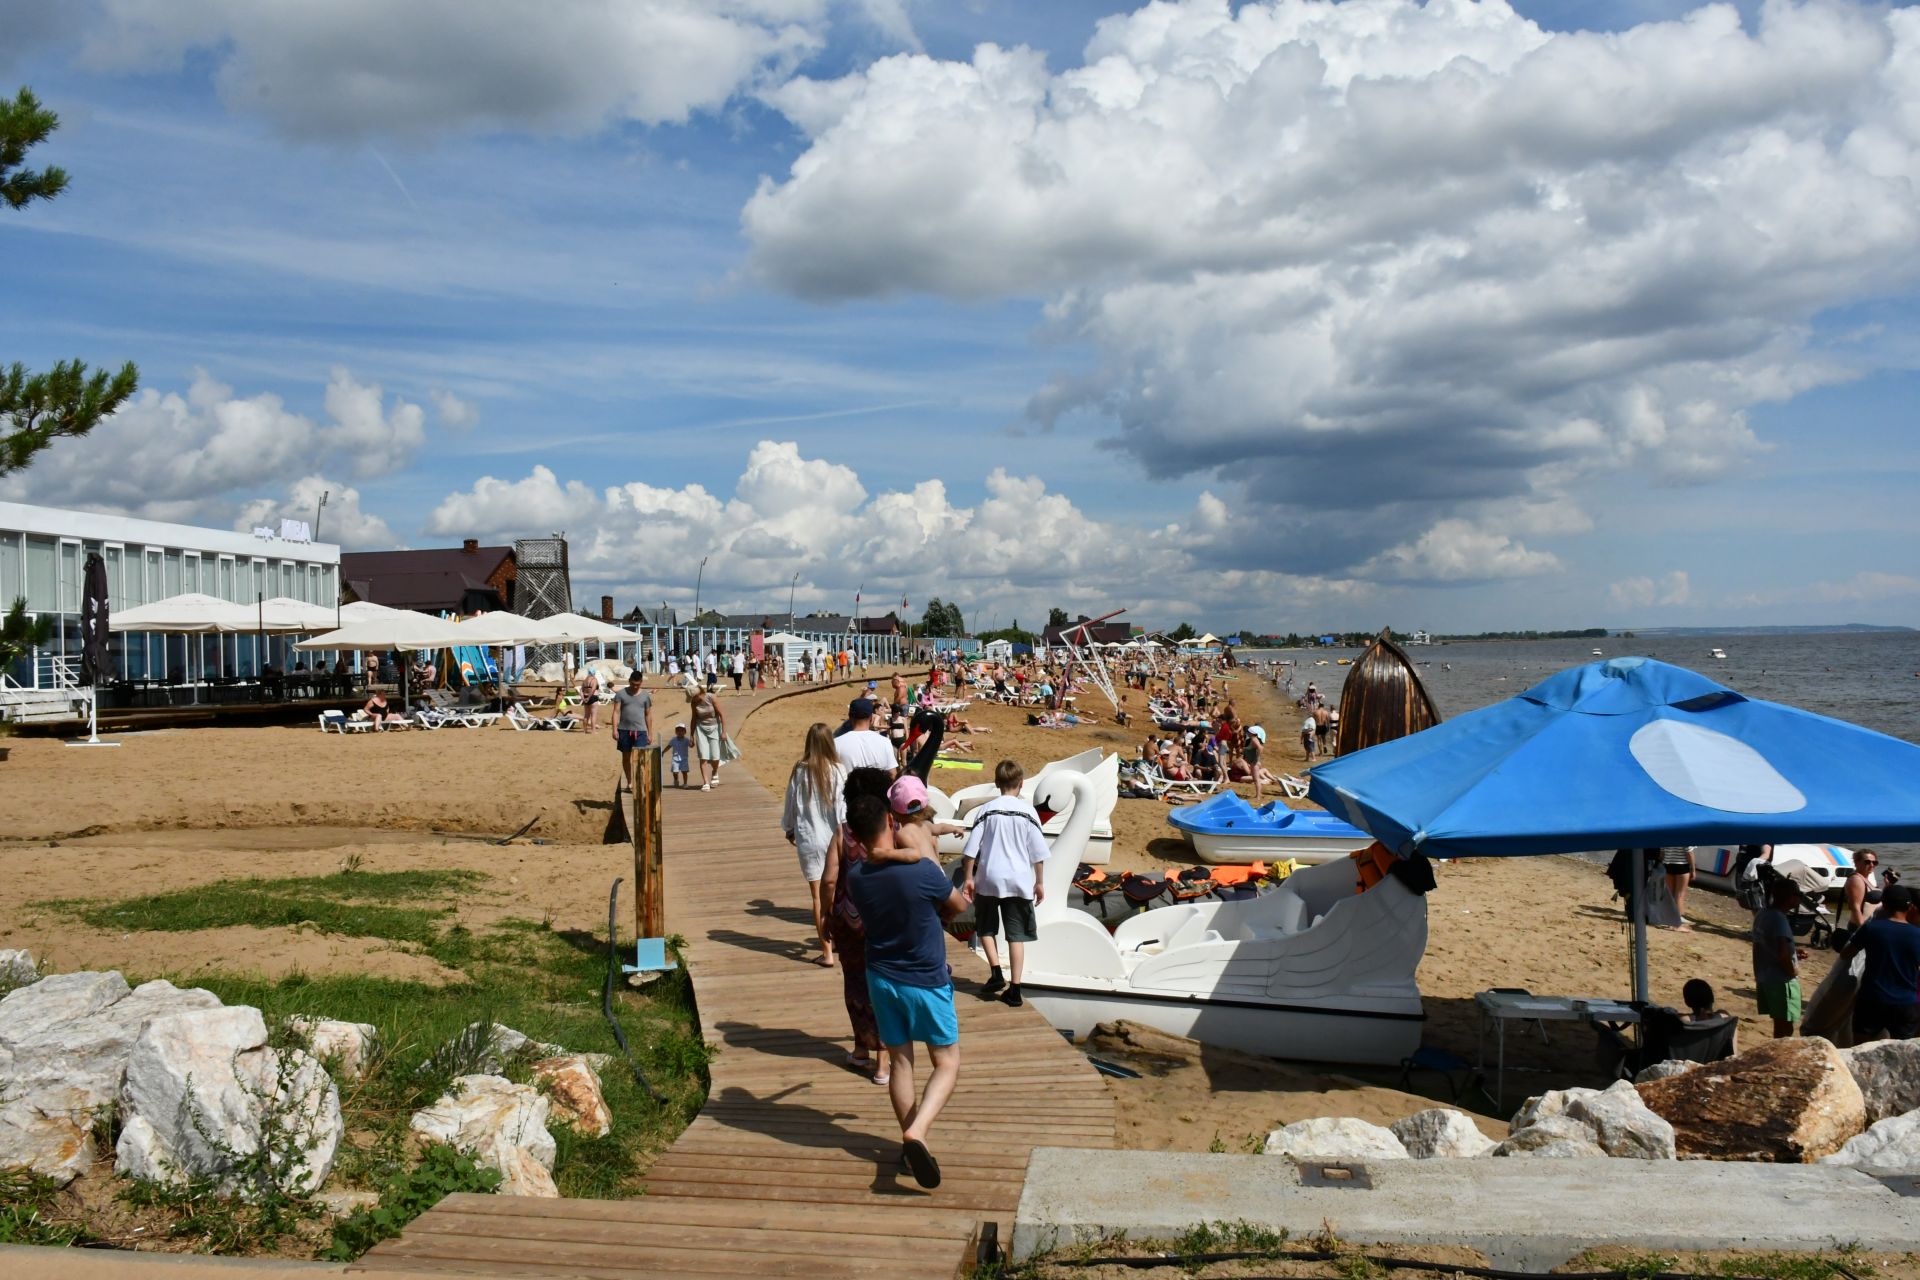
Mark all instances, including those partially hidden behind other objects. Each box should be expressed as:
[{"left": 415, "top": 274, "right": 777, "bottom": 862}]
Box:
[{"left": 0, "top": 500, "right": 341, "bottom": 686}]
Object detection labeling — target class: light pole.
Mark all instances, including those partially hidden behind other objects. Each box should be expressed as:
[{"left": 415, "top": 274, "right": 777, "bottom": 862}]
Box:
[
  {"left": 787, "top": 571, "right": 800, "bottom": 629},
  {"left": 693, "top": 555, "right": 708, "bottom": 622}
]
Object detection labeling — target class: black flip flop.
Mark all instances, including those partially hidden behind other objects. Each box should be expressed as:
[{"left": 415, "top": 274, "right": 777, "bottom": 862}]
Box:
[{"left": 901, "top": 1138, "right": 941, "bottom": 1189}]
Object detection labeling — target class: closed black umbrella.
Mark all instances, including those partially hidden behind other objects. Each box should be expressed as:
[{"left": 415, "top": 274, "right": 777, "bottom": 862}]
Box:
[{"left": 79, "top": 552, "right": 111, "bottom": 687}]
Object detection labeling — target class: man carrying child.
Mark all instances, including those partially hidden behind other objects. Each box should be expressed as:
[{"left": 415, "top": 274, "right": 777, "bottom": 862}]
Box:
[{"left": 961, "top": 759, "right": 1049, "bottom": 1008}]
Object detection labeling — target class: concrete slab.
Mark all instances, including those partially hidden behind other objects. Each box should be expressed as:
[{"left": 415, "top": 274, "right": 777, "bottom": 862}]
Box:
[{"left": 1014, "top": 1148, "right": 1920, "bottom": 1271}]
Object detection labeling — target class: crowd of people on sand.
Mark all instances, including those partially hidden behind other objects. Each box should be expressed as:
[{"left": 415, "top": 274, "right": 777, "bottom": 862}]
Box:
[{"left": 774, "top": 677, "right": 1053, "bottom": 1192}]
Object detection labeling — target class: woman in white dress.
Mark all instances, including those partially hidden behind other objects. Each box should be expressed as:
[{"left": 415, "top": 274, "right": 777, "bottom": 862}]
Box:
[{"left": 781, "top": 722, "right": 846, "bottom": 966}]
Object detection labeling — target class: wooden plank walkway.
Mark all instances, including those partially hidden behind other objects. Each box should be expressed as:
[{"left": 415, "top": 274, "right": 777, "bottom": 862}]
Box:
[{"left": 360, "top": 683, "right": 1115, "bottom": 1278}]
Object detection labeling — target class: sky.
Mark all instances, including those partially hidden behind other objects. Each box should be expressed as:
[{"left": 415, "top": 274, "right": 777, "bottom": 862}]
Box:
[{"left": 3, "top": 0, "right": 1918, "bottom": 635}]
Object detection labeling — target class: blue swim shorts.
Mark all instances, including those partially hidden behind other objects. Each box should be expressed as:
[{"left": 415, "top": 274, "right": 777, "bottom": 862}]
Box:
[
  {"left": 616, "top": 729, "right": 650, "bottom": 751},
  {"left": 867, "top": 971, "right": 959, "bottom": 1048}
]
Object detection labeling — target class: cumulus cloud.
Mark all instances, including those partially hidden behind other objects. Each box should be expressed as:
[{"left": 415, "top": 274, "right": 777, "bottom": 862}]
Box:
[
  {"left": 236, "top": 476, "right": 395, "bottom": 550},
  {"left": 1609, "top": 570, "right": 1693, "bottom": 610},
  {"left": 0, "top": 367, "right": 424, "bottom": 532},
  {"left": 1730, "top": 569, "right": 1920, "bottom": 608},
  {"left": 743, "top": 0, "right": 1920, "bottom": 581},
  {"left": 75, "top": 0, "right": 843, "bottom": 140},
  {"left": 430, "top": 389, "right": 479, "bottom": 432},
  {"left": 426, "top": 440, "right": 1358, "bottom": 626}
]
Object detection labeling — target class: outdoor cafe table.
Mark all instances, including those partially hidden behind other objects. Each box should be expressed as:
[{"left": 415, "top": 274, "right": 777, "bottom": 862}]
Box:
[{"left": 1475, "top": 990, "right": 1640, "bottom": 1111}]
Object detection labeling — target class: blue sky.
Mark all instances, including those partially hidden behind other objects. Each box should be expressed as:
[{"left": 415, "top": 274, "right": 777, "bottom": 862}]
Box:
[{"left": 3, "top": 0, "right": 1918, "bottom": 634}]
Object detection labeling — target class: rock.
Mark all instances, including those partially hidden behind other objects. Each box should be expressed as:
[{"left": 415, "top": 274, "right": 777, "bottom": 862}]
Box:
[
  {"left": 0, "top": 971, "right": 222, "bottom": 1186},
  {"left": 1636, "top": 1036, "right": 1865, "bottom": 1162},
  {"left": 1635, "top": 1060, "right": 1699, "bottom": 1083},
  {"left": 115, "top": 1006, "right": 342, "bottom": 1198},
  {"left": 411, "top": 1075, "right": 558, "bottom": 1198},
  {"left": 0, "top": 949, "right": 38, "bottom": 987},
  {"left": 1262, "top": 1116, "right": 1408, "bottom": 1161},
  {"left": 1508, "top": 1086, "right": 1601, "bottom": 1134},
  {"left": 1563, "top": 1080, "right": 1676, "bottom": 1159},
  {"left": 1493, "top": 1116, "right": 1609, "bottom": 1158},
  {"left": 1389, "top": 1108, "right": 1495, "bottom": 1158},
  {"left": 461, "top": 1023, "right": 564, "bottom": 1075},
  {"left": 532, "top": 1055, "right": 612, "bottom": 1138},
  {"left": 316, "top": 1188, "right": 382, "bottom": 1215},
  {"left": 1822, "top": 1112, "right": 1920, "bottom": 1173},
  {"left": 289, "top": 1017, "right": 378, "bottom": 1080},
  {"left": 1841, "top": 1041, "right": 1920, "bottom": 1125}
]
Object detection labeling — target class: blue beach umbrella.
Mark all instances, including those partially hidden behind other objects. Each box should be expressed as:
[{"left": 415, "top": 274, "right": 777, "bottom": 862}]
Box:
[
  {"left": 1308, "top": 657, "right": 1920, "bottom": 861},
  {"left": 1311, "top": 656, "right": 1920, "bottom": 1007}
]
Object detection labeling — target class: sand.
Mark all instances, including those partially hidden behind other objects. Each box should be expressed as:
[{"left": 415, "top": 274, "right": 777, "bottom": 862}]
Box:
[{"left": 0, "top": 663, "right": 1831, "bottom": 1130}]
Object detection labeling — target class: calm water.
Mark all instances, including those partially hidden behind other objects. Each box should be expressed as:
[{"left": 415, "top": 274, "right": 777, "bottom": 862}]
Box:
[{"left": 1241, "top": 631, "right": 1920, "bottom": 871}]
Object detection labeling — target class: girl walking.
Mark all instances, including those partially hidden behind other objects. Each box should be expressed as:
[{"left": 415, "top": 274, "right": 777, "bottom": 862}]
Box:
[{"left": 782, "top": 723, "right": 846, "bottom": 966}]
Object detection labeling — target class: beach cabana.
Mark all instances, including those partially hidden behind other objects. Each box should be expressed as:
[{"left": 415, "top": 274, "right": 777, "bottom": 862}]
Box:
[{"left": 1308, "top": 656, "right": 1920, "bottom": 1000}]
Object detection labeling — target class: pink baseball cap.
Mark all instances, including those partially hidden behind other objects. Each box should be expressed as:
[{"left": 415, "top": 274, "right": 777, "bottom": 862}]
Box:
[{"left": 887, "top": 775, "right": 929, "bottom": 816}]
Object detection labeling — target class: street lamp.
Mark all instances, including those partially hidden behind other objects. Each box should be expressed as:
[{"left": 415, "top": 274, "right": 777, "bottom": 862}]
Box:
[
  {"left": 787, "top": 571, "right": 800, "bottom": 629},
  {"left": 693, "top": 555, "right": 708, "bottom": 621}
]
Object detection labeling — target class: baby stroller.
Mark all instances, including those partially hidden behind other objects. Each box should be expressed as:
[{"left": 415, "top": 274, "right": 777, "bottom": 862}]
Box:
[{"left": 1746, "top": 859, "right": 1835, "bottom": 950}]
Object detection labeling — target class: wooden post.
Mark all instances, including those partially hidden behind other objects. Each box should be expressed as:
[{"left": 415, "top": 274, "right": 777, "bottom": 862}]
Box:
[{"left": 632, "top": 746, "right": 665, "bottom": 940}]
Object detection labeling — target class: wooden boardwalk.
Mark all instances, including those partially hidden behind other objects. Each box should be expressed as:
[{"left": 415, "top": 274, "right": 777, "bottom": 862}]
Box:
[{"left": 361, "top": 685, "right": 1115, "bottom": 1278}]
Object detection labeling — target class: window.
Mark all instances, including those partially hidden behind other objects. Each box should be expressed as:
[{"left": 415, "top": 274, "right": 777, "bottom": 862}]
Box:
[
  {"left": 219, "top": 557, "right": 236, "bottom": 602},
  {"left": 24, "top": 536, "right": 56, "bottom": 611},
  {"left": 59, "top": 541, "right": 79, "bottom": 612},
  {"left": 183, "top": 553, "right": 202, "bottom": 597},
  {"left": 103, "top": 545, "right": 124, "bottom": 608},
  {"left": 163, "top": 549, "right": 182, "bottom": 597},
  {"left": 0, "top": 532, "right": 20, "bottom": 604}
]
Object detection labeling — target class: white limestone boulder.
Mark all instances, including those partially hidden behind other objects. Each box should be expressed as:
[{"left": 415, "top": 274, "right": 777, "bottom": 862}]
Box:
[
  {"left": 1564, "top": 1080, "right": 1676, "bottom": 1159},
  {"left": 1493, "top": 1116, "right": 1609, "bottom": 1158},
  {"left": 1508, "top": 1086, "right": 1602, "bottom": 1134},
  {"left": 532, "top": 1055, "right": 612, "bottom": 1138},
  {"left": 0, "top": 949, "right": 38, "bottom": 987},
  {"left": 1842, "top": 1041, "right": 1920, "bottom": 1125},
  {"left": 1263, "top": 1117, "right": 1408, "bottom": 1161},
  {"left": 0, "top": 971, "right": 223, "bottom": 1185},
  {"left": 289, "top": 1017, "right": 379, "bottom": 1081},
  {"left": 1389, "top": 1108, "right": 1495, "bottom": 1158},
  {"left": 460, "top": 1023, "right": 564, "bottom": 1075},
  {"left": 1635, "top": 1060, "right": 1699, "bottom": 1083},
  {"left": 115, "top": 1006, "right": 342, "bottom": 1198},
  {"left": 1822, "top": 1111, "right": 1920, "bottom": 1173},
  {"left": 411, "top": 1074, "right": 558, "bottom": 1198}
]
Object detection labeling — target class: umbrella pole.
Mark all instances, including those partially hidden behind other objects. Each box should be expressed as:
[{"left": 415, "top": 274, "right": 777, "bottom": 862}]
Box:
[{"left": 1631, "top": 855, "right": 1650, "bottom": 1007}]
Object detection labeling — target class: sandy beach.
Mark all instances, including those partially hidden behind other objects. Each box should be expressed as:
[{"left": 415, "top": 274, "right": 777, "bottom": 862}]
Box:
[{"left": 0, "top": 661, "right": 1834, "bottom": 1140}]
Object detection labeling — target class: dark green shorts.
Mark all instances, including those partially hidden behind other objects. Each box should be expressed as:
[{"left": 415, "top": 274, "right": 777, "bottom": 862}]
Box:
[{"left": 976, "top": 895, "right": 1038, "bottom": 943}]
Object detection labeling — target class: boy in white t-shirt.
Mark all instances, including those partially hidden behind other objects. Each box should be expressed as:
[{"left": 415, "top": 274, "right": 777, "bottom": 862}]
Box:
[{"left": 960, "top": 759, "right": 1049, "bottom": 1007}]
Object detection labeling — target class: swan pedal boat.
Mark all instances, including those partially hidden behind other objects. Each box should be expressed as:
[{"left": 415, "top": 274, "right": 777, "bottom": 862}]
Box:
[
  {"left": 997, "top": 769, "right": 1428, "bottom": 1066},
  {"left": 1166, "top": 791, "right": 1375, "bottom": 865},
  {"left": 928, "top": 747, "right": 1119, "bottom": 863}
]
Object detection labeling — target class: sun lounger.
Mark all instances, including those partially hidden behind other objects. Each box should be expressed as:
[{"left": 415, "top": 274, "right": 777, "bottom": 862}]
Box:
[
  {"left": 1278, "top": 774, "right": 1310, "bottom": 800},
  {"left": 506, "top": 704, "right": 578, "bottom": 732},
  {"left": 1138, "top": 762, "right": 1221, "bottom": 799},
  {"left": 318, "top": 710, "right": 375, "bottom": 734}
]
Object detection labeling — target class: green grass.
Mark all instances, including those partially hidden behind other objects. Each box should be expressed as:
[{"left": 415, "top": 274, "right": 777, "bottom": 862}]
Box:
[
  {"left": 0, "top": 1171, "right": 89, "bottom": 1246},
  {"left": 59, "top": 868, "right": 707, "bottom": 1258},
  {"left": 38, "top": 868, "right": 487, "bottom": 964}
]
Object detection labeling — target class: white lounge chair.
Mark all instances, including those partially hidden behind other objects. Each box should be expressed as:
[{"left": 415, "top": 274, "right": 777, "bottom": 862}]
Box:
[
  {"left": 506, "top": 703, "right": 577, "bottom": 732},
  {"left": 319, "top": 710, "right": 374, "bottom": 734},
  {"left": 1138, "top": 762, "right": 1221, "bottom": 799},
  {"left": 1278, "top": 774, "right": 1310, "bottom": 800}
]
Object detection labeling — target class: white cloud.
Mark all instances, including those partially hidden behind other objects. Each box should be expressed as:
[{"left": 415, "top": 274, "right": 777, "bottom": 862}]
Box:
[
  {"left": 80, "top": 0, "right": 828, "bottom": 140},
  {"left": 236, "top": 476, "right": 395, "bottom": 550},
  {"left": 429, "top": 389, "right": 479, "bottom": 431},
  {"left": 1731, "top": 569, "right": 1920, "bottom": 608},
  {"left": 1609, "top": 570, "right": 1693, "bottom": 610},
  {"left": 425, "top": 439, "right": 1361, "bottom": 627},
  {"left": 743, "top": 0, "right": 1920, "bottom": 579},
  {"left": 0, "top": 367, "right": 423, "bottom": 532}
]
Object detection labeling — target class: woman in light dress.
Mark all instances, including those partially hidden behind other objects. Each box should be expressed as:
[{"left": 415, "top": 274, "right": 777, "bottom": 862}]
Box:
[{"left": 781, "top": 723, "right": 846, "bottom": 967}]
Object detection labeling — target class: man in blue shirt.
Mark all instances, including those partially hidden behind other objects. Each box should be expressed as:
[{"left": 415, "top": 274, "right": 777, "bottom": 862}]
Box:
[
  {"left": 844, "top": 794, "right": 967, "bottom": 1189},
  {"left": 1841, "top": 885, "right": 1920, "bottom": 1041}
]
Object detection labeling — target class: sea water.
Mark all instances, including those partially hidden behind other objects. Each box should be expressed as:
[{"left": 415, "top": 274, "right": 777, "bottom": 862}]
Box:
[{"left": 1239, "top": 630, "right": 1920, "bottom": 872}]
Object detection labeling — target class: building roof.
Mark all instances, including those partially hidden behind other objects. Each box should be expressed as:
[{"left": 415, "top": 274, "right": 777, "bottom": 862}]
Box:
[
  {"left": 1043, "top": 617, "right": 1132, "bottom": 646},
  {"left": 341, "top": 546, "right": 514, "bottom": 613}
]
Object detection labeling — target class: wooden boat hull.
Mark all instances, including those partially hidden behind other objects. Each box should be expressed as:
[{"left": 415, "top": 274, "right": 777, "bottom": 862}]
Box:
[{"left": 1336, "top": 628, "right": 1442, "bottom": 758}]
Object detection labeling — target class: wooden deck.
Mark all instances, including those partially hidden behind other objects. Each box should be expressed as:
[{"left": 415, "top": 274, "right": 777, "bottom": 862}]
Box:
[{"left": 359, "top": 686, "right": 1115, "bottom": 1278}]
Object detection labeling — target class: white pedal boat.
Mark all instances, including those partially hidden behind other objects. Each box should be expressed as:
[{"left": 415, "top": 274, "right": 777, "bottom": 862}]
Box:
[
  {"left": 996, "top": 769, "right": 1429, "bottom": 1066},
  {"left": 1166, "top": 792, "right": 1376, "bottom": 865},
  {"left": 1693, "top": 843, "right": 1855, "bottom": 896}
]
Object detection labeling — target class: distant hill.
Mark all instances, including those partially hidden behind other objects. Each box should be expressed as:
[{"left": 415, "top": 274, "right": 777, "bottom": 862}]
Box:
[{"left": 1627, "top": 623, "right": 1917, "bottom": 636}]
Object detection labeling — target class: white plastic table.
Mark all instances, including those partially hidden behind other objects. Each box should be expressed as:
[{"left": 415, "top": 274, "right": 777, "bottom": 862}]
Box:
[{"left": 1475, "top": 990, "right": 1641, "bottom": 1111}]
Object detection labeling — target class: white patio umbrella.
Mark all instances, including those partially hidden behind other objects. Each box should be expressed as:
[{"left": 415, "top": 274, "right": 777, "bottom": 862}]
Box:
[
  {"left": 109, "top": 592, "right": 254, "bottom": 633},
  {"left": 294, "top": 613, "right": 468, "bottom": 653},
  {"left": 453, "top": 611, "right": 549, "bottom": 645},
  {"left": 256, "top": 596, "right": 341, "bottom": 633},
  {"left": 531, "top": 613, "right": 632, "bottom": 644},
  {"left": 337, "top": 600, "right": 411, "bottom": 624}
]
